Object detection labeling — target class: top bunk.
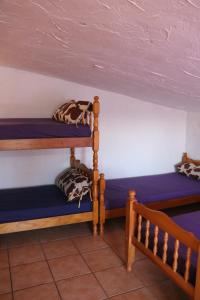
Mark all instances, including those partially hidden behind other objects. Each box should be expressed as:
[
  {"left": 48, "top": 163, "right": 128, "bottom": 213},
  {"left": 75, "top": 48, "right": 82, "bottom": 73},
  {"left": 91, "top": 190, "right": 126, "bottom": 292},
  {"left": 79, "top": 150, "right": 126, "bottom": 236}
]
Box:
[{"left": 0, "top": 96, "right": 99, "bottom": 150}]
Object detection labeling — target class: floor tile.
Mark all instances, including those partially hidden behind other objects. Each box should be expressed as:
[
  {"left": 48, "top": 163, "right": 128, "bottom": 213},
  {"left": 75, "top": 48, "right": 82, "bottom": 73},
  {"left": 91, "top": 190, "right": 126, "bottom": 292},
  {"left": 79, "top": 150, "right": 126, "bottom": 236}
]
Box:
[
  {"left": 104, "top": 229, "right": 125, "bottom": 246},
  {"left": 14, "top": 282, "right": 61, "bottom": 300},
  {"left": 0, "top": 294, "right": 12, "bottom": 300},
  {"left": 48, "top": 254, "right": 91, "bottom": 281},
  {"left": 0, "top": 237, "right": 7, "bottom": 250},
  {"left": 38, "top": 227, "right": 69, "bottom": 243},
  {"left": 82, "top": 247, "right": 122, "bottom": 272},
  {"left": 147, "top": 280, "right": 190, "bottom": 300},
  {"left": 95, "top": 265, "right": 143, "bottom": 297},
  {"left": 109, "top": 287, "right": 156, "bottom": 299},
  {"left": 0, "top": 250, "right": 9, "bottom": 269},
  {"left": 111, "top": 242, "right": 145, "bottom": 262},
  {"left": 11, "top": 261, "right": 53, "bottom": 291},
  {"left": 9, "top": 244, "right": 44, "bottom": 266},
  {"left": 63, "top": 223, "right": 92, "bottom": 238},
  {"left": 42, "top": 239, "right": 78, "bottom": 259},
  {"left": 133, "top": 259, "right": 167, "bottom": 286},
  {"left": 0, "top": 268, "right": 11, "bottom": 295},
  {"left": 6, "top": 231, "right": 39, "bottom": 248},
  {"left": 57, "top": 273, "right": 106, "bottom": 300},
  {"left": 72, "top": 236, "right": 108, "bottom": 253}
]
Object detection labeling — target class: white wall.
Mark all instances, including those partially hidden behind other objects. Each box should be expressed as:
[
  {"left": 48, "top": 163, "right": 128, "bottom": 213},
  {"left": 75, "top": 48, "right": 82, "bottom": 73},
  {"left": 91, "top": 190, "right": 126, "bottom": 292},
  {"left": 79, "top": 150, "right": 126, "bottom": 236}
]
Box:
[
  {"left": 186, "top": 112, "right": 200, "bottom": 159},
  {"left": 0, "top": 66, "right": 187, "bottom": 188}
]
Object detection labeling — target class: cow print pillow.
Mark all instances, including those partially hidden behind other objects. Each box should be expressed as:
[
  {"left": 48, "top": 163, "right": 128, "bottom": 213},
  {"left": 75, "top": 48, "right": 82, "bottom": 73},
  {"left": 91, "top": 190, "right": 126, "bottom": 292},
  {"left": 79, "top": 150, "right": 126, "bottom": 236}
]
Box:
[
  {"left": 177, "top": 163, "right": 200, "bottom": 180},
  {"left": 53, "top": 100, "right": 92, "bottom": 126},
  {"left": 55, "top": 167, "right": 92, "bottom": 207}
]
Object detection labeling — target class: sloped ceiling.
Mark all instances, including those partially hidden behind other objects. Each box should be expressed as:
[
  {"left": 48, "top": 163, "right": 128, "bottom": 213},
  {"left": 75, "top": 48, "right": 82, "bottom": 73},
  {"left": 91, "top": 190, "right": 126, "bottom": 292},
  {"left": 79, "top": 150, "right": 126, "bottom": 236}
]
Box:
[{"left": 1, "top": 0, "right": 200, "bottom": 111}]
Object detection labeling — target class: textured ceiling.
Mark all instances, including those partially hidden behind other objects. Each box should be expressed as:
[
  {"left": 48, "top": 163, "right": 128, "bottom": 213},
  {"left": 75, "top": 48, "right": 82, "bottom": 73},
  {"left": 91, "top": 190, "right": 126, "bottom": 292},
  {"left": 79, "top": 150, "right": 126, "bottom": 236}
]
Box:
[{"left": 1, "top": 0, "right": 200, "bottom": 111}]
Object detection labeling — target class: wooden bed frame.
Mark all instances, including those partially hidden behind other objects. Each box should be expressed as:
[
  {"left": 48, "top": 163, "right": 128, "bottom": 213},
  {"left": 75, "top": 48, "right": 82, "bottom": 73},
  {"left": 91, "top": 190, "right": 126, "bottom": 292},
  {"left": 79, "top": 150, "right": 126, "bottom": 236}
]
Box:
[
  {"left": 0, "top": 96, "right": 100, "bottom": 236},
  {"left": 99, "top": 153, "right": 200, "bottom": 235},
  {"left": 126, "top": 191, "right": 200, "bottom": 300}
]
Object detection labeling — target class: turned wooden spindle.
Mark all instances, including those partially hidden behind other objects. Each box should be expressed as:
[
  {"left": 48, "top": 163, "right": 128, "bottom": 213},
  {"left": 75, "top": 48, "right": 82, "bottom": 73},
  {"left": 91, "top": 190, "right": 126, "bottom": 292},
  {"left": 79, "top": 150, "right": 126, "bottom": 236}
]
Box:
[
  {"left": 145, "top": 220, "right": 150, "bottom": 249},
  {"left": 153, "top": 226, "right": 159, "bottom": 256},
  {"left": 126, "top": 190, "right": 137, "bottom": 272},
  {"left": 89, "top": 112, "right": 92, "bottom": 129},
  {"left": 162, "top": 232, "right": 168, "bottom": 263},
  {"left": 173, "top": 239, "right": 180, "bottom": 272},
  {"left": 137, "top": 215, "right": 142, "bottom": 242},
  {"left": 184, "top": 247, "right": 191, "bottom": 282},
  {"left": 92, "top": 96, "right": 100, "bottom": 236},
  {"left": 70, "top": 148, "right": 75, "bottom": 167},
  {"left": 99, "top": 173, "right": 105, "bottom": 236}
]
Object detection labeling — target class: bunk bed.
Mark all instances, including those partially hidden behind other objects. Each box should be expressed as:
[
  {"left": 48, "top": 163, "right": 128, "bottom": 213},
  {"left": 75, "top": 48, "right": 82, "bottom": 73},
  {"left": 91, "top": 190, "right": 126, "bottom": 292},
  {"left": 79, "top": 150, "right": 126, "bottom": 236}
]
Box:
[
  {"left": 0, "top": 96, "right": 100, "bottom": 236},
  {"left": 99, "top": 153, "right": 200, "bottom": 235},
  {"left": 126, "top": 191, "right": 200, "bottom": 300}
]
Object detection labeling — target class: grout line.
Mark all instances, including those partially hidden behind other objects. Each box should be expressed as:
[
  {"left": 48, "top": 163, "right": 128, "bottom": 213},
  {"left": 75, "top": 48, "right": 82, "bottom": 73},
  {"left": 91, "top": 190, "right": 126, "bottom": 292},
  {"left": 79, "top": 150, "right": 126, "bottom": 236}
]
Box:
[
  {"left": 7, "top": 249, "right": 15, "bottom": 300},
  {"left": 39, "top": 241, "right": 62, "bottom": 300},
  {"left": 71, "top": 237, "right": 110, "bottom": 298}
]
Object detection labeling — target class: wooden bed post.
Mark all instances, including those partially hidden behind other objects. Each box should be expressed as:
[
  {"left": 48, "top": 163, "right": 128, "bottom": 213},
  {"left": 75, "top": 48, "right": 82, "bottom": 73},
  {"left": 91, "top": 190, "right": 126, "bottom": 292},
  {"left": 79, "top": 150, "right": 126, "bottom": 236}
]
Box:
[
  {"left": 92, "top": 96, "right": 100, "bottom": 236},
  {"left": 100, "top": 173, "right": 106, "bottom": 236},
  {"left": 70, "top": 147, "right": 75, "bottom": 168},
  {"left": 126, "top": 190, "right": 137, "bottom": 272},
  {"left": 194, "top": 246, "right": 200, "bottom": 300},
  {"left": 182, "top": 152, "right": 188, "bottom": 163}
]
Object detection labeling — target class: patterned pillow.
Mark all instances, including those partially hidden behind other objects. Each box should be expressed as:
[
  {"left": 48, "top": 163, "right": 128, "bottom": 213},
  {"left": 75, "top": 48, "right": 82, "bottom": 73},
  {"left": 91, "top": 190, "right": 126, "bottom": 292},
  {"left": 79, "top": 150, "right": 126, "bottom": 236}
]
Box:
[
  {"left": 53, "top": 100, "right": 92, "bottom": 125},
  {"left": 55, "top": 168, "right": 92, "bottom": 207},
  {"left": 190, "top": 166, "right": 200, "bottom": 180},
  {"left": 177, "top": 163, "right": 200, "bottom": 180}
]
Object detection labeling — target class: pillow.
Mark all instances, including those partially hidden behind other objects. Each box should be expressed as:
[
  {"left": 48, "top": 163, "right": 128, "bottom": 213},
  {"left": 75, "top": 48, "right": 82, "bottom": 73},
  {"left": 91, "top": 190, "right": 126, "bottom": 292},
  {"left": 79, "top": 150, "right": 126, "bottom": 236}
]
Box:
[
  {"left": 190, "top": 166, "right": 200, "bottom": 180},
  {"left": 177, "top": 163, "right": 196, "bottom": 177},
  {"left": 53, "top": 100, "right": 92, "bottom": 126},
  {"left": 177, "top": 163, "right": 200, "bottom": 180},
  {"left": 55, "top": 167, "right": 92, "bottom": 207}
]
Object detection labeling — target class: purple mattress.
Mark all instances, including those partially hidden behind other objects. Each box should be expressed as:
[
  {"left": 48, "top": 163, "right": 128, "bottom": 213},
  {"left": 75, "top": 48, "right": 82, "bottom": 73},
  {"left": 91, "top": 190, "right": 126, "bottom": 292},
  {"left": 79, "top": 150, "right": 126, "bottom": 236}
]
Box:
[
  {"left": 143, "top": 211, "right": 200, "bottom": 286},
  {"left": 105, "top": 173, "right": 200, "bottom": 209},
  {"left": 0, "top": 118, "right": 91, "bottom": 139},
  {"left": 0, "top": 185, "right": 92, "bottom": 223}
]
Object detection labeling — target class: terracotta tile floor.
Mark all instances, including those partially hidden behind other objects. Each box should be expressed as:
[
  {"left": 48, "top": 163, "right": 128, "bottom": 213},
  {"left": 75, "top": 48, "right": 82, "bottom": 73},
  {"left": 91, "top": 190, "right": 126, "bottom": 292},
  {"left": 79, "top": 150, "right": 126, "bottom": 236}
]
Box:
[{"left": 0, "top": 218, "right": 190, "bottom": 300}]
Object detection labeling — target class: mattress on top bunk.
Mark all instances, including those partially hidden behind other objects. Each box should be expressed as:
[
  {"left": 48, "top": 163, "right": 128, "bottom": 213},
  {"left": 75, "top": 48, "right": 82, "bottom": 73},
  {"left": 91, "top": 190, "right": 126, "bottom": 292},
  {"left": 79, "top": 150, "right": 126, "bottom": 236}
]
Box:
[
  {"left": 143, "top": 211, "right": 200, "bottom": 286},
  {"left": 0, "top": 118, "right": 91, "bottom": 139},
  {"left": 105, "top": 173, "right": 200, "bottom": 209},
  {"left": 0, "top": 185, "right": 92, "bottom": 223}
]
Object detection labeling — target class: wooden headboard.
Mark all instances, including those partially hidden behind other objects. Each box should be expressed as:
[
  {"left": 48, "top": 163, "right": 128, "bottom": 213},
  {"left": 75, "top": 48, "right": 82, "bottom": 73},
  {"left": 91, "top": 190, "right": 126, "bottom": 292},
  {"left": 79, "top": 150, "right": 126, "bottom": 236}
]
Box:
[{"left": 182, "top": 152, "right": 200, "bottom": 166}]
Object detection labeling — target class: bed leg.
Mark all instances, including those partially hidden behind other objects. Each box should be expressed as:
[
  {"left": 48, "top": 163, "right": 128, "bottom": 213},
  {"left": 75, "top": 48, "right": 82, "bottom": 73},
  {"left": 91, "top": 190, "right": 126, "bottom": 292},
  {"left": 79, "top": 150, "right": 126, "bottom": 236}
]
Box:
[
  {"left": 100, "top": 173, "right": 106, "bottom": 237},
  {"left": 126, "top": 190, "right": 137, "bottom": 272},
  {"left": 194, "top": 246, "right": 200, "bottom": 300}
]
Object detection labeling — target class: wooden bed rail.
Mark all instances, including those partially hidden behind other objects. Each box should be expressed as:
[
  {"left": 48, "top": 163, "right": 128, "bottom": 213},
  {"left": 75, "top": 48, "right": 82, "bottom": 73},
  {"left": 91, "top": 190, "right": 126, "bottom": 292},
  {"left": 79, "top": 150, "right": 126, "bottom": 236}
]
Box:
[{"left": 126, "top": 190, "right": 200, "bottom": 300}]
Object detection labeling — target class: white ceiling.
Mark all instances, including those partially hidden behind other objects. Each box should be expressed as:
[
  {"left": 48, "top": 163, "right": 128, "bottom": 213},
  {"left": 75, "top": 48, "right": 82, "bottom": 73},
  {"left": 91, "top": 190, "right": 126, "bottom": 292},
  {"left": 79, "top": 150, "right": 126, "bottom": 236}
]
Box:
[{"left": 1, "top": 0, "right": 200, "bottom": 111}]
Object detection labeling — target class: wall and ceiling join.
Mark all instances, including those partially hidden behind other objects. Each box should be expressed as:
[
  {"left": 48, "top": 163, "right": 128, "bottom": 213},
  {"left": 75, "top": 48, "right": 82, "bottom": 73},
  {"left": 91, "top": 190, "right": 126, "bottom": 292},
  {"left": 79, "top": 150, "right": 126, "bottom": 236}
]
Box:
[{"left": 1, "top": 0, "right": 200, "bottom": 111}]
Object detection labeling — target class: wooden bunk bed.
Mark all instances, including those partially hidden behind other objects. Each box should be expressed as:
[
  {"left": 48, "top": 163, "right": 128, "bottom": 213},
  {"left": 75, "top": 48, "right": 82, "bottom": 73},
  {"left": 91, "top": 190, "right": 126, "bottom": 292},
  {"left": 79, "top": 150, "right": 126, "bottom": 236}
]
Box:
[
  {"left": 99, "top": 153, "right": 200, "bottom": 235},
  {"left": 0, "top": 96, "right": 100, "bottom": 236},
  {"left": 126, "top": 191, "right": 200, "bottom": 300}
]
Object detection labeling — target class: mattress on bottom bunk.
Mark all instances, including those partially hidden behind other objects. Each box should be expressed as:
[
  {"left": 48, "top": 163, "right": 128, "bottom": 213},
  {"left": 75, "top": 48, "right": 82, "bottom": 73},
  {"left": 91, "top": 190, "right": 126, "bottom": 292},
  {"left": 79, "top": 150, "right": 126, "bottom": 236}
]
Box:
[
  {"left": 105, "top": 173, "right": 200, "bottom": 209},
  {"left": 0, "top": 118, "right": 91, "bottom": 139},
  {"left": 143, "top": 211, "right": 200, "bottom": 286},
  {"left": 0, "top": 185, "right": 92, "bottom": 223}
]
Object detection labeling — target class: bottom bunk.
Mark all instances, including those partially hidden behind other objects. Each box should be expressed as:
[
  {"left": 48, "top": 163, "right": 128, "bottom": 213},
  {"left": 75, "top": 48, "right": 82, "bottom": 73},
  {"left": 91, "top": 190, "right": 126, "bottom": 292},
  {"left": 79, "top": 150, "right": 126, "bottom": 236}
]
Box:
[
  {"left": 0, "top": 185, "right": 95, "bottom": 235},
  {"left": 126, "top": 191, "right": 200, "bottom": 300}
]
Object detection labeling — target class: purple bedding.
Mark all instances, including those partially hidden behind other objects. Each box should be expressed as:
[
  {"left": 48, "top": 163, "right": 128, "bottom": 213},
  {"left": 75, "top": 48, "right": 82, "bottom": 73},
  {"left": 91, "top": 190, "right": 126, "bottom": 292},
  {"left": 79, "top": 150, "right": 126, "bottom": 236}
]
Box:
[
  {"left": 0, "top": 118, "right": 91, "bottom": 139},
  {"left": 143, "top": 211, "right": 200, "bottom": 286},
  {"left": 0, "top": 185, "right": 92, "bottom": 223},
  {"left": 105, "top": 173, "right": 200, "bottom": 209}
]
